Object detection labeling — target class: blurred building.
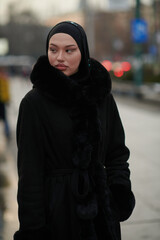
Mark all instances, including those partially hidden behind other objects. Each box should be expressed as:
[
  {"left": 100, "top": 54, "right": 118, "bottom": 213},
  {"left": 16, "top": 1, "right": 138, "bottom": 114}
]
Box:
[
  {"left": 0, "top": 1, "right": 159, "bottom": 62},
  {"left": 44, "top": 3, "right": 155, "bottom": 61}
]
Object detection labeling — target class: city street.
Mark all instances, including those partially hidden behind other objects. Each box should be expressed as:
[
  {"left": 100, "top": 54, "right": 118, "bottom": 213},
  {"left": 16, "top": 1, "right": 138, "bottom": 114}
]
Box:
[{"left": 0, "top": 77, "right": 160, "bottom": 240}]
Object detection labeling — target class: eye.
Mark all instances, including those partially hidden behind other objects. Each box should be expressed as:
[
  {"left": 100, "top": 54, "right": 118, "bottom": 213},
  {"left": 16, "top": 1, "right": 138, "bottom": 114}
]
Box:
[
  {"left": 50, "top": 48, "right": 57, "bottom": 53},
  {"left": 66, "top": 49, "right": 72, "bottom": 53},
  {"left": 66, "top": 48, "right": 76, "bottom": 53}
]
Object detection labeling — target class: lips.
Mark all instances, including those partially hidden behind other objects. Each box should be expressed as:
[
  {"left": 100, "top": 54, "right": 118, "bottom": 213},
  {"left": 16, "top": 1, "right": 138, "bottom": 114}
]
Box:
[{"left": 55, "top": 64, "right": 67, "bottom": 71}]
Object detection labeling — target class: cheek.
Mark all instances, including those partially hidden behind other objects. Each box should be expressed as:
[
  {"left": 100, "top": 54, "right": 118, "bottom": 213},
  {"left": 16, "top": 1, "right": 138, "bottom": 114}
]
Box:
[
  {"left": 48, "top": 53, "right": 55, "bottom": 66},
  {"left": 71, "top": 54, "right": 81, "bottom": 69}
]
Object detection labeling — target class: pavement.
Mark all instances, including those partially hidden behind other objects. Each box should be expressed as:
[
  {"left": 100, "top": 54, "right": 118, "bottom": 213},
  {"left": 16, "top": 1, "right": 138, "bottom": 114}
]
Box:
[
  {"left": 113, "top": 81, "right": 160, "bottom": 239},
  {"left": 0, "top": 123, "right": 18, "bottom": 240},
  {"left": 0, "top": 77, "right": 160, "bottom": 240},
  {"left": 0, "top": 76, "right": 29, "bottom": 240},
  {"left": 115, "top": 95, "right": 160, "bottom": 240},
  {"left": 112, "top": 80, "right": 160, "bottom": 106}
]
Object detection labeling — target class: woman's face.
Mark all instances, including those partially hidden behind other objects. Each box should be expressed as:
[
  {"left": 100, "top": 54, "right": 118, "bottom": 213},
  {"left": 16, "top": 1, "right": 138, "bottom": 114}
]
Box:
[{"left": 48, "top": 33, "right": 81, "bottom": 76}]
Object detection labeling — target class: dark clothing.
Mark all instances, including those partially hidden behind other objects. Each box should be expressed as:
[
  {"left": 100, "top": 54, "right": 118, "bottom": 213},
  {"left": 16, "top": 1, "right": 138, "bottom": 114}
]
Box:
[
  {"left": 14, "top": 56, "right": 135, "bottom": 240},
  {"left": 0, "top": 102, "right": 10, "bottom": 138},
  {"left": 0, "top": 102, "right": 5, "bottom": 119}
]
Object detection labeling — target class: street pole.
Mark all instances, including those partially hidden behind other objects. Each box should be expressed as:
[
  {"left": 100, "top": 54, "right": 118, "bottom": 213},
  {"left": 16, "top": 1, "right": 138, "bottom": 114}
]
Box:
[
  {"left": 153, "top": 0, "right": 160, "bottom": 63},
  {"left": 133, "top": 0, "right": 143, "bottom": 89},
  {"left": 81, "top": 0, "right": 95, "bottom": 56}
]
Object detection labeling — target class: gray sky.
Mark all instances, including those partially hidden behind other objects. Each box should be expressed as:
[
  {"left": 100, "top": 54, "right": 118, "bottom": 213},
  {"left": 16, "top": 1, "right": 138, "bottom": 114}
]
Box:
[{"left": 0, "top": 0, "right": 153, "bottom": 25}]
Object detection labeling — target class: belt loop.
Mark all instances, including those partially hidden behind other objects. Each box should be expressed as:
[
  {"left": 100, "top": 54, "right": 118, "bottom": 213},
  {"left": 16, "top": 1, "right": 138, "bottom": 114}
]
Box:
[{"left": 71, "top": 169, "right": 90, "bottom": 200}]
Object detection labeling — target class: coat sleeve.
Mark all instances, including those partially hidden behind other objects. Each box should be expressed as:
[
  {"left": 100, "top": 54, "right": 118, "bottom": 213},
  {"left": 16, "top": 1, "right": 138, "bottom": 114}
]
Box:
[
  {"left": 14, "top": 96, "right": 48, "bottom": 240},
  {"left": 105, "top": 94, "right": 135, "bottom": 222}
]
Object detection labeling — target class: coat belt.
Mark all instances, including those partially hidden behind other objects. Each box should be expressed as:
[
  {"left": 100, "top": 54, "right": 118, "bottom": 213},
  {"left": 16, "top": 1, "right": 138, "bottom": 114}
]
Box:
[
  {"left": 47, "top": 167, "right": 98, "bottom": 220},
  {"left": 47, "top": 168, "right": 74, "bottom": 176},
  {"left": 47, "top": 168, "right": 91, "bottom": 200}
]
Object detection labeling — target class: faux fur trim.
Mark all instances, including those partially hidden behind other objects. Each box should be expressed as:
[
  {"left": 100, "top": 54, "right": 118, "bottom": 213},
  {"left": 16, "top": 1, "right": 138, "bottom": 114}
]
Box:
[
  {"left": 110, "top": 184, "right": 136, "bottom": 222},
  {"left": 30, "top": 55, "right": 111, "bottom": 105}
]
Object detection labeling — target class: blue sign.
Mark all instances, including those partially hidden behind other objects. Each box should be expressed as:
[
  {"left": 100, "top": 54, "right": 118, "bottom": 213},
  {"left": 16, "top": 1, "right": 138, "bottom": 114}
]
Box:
[{"left": 131, "top": 19, "right": 148, "bottom": 43}]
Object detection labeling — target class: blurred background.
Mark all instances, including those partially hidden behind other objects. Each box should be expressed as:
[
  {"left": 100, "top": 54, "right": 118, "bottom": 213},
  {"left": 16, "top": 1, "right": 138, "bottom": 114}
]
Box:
[{"left": 0, "top": 0, "right": 160, "bottom": 239}]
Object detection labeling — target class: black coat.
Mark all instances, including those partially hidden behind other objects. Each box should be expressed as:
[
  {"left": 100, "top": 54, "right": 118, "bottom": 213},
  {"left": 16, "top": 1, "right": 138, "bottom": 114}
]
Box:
[{"left": 14, "top": 56, "right": 135, "bottom": 240}]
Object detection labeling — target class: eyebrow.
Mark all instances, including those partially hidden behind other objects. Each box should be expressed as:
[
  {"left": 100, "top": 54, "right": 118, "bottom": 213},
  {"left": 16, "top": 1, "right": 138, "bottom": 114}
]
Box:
[{"left": 49, "top": 43, "right": 77, "bottom": 47}]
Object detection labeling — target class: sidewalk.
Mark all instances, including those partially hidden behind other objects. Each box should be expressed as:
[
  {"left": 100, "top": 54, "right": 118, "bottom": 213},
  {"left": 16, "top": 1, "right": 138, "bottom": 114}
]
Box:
[
  {"left": 0, "top": 124, "right": 7, "bottom": 240},
  {"left": 0, "top": 77, "right": 31, "bottom": 240},
  {"left": 0, "top": 123, "right": 18, "bottom": 240},
  {"left": 112, "top": 80, "right": 160, "bottom": 106},
  {"left": 114, "top": 94, "right": 160, "bottom": 240}
]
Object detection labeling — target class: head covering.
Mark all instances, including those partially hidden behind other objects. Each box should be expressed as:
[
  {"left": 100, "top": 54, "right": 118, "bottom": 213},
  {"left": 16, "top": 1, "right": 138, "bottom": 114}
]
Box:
[{"left": 46, "top": 21, "right": 90, "bottom": 79}]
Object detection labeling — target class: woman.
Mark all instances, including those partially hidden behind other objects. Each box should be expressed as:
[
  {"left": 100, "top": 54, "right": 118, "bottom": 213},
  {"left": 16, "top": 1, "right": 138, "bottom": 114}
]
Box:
[
  {"left": 0, "top": 67, "right": 11, "bottom": 139},
  {"left": 14, "top": 21, "right": 135, "bottom": 240}
]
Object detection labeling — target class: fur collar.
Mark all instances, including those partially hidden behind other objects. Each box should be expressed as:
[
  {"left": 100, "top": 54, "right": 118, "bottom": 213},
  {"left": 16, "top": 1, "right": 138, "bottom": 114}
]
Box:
[{"left": 30, "top": 55, "right": 111, "bottom": 105}]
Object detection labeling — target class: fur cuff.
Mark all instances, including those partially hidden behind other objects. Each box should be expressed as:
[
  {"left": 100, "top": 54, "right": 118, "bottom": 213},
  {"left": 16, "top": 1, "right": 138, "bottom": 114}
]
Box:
[{"left": 110, "top": 184, "right": 135, "bottom": 222}]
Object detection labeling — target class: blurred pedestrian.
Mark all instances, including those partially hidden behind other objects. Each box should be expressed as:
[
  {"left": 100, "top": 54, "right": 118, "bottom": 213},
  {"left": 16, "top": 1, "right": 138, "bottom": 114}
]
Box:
[
  {"left": 0, "top": 67, "right": 10, "bottom": 140},
  {"left": 14, "top": 21, "right": 135, "bottom": 240}
]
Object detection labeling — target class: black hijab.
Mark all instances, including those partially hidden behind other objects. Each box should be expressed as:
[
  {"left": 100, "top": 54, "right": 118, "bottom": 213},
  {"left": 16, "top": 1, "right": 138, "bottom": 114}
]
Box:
[{"left": 46, "top": 21, "right": 91, "bottom": 81}]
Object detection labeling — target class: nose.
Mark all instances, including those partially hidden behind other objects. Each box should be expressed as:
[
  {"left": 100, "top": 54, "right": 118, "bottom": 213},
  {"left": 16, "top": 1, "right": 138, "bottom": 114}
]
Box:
[{"left": 57, "top": 50, "right": 64, "bottom": 61}]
